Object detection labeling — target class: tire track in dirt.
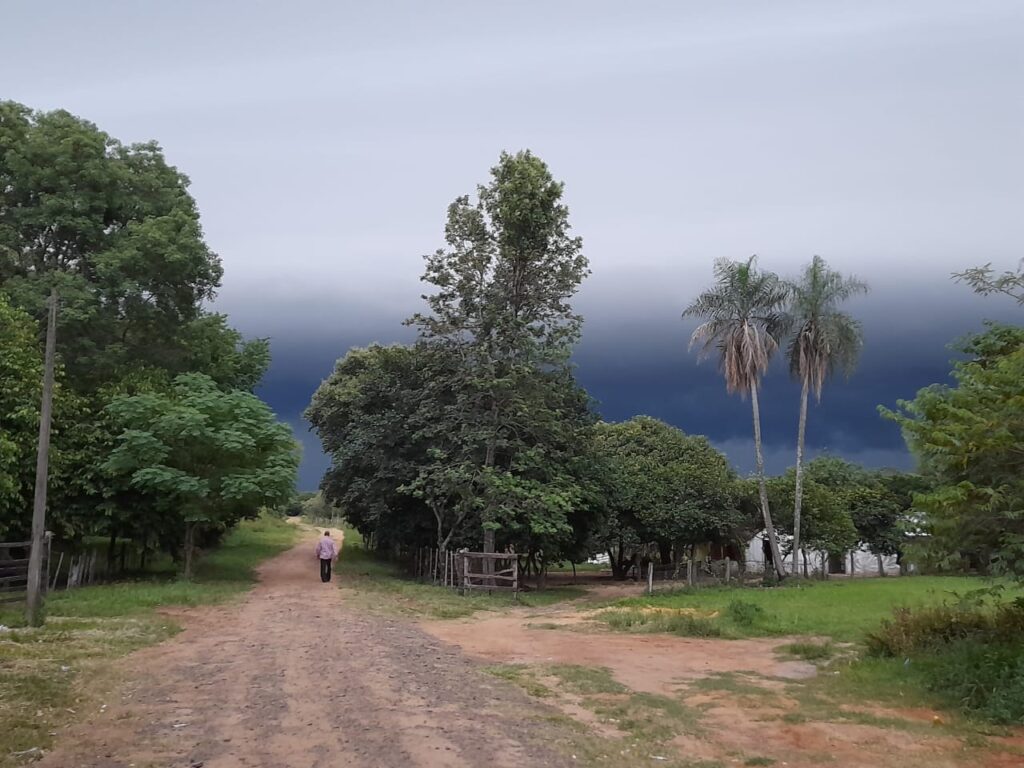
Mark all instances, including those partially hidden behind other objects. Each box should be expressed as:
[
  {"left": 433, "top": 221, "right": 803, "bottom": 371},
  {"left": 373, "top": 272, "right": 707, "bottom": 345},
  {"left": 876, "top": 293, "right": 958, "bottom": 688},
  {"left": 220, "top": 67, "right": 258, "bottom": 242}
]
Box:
[{"left": 38, "top": 529, "right": 569, "bottom": 768}]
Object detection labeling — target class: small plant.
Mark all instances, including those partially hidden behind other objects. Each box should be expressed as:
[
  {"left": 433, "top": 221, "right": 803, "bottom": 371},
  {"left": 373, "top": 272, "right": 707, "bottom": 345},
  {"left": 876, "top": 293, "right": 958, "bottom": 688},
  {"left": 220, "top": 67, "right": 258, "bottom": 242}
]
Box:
[
  {"left": 726, "top": 599, "right": 764, "bottom": 627},
  {"left": 778, "top": 641, "right": 835, "bottom": 662}
]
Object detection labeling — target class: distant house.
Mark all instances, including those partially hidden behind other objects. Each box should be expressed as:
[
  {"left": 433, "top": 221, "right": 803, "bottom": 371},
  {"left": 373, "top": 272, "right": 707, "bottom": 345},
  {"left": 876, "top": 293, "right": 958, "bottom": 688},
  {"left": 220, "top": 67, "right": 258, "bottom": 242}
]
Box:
[{"left": 742, "top": 532, "right": 902, "bottom": 577}]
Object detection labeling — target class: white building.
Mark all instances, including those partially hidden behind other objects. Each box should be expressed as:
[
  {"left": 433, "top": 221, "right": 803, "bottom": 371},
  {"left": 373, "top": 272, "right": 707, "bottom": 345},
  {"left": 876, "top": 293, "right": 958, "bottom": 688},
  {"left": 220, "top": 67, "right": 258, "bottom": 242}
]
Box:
[{"left": 743, "top": 532, "right": 902, "bottom": 577}]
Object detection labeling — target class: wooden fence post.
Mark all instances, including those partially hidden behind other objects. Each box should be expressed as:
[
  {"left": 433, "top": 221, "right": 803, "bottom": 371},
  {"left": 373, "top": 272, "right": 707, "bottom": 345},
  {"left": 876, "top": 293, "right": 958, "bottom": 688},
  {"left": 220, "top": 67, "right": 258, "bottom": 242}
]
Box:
[
  {"left": 725, "top": 557, "right": 731, "bottom": 584},
  {"left": 647, "top": 561, "right": 654, "bottom": 595}
]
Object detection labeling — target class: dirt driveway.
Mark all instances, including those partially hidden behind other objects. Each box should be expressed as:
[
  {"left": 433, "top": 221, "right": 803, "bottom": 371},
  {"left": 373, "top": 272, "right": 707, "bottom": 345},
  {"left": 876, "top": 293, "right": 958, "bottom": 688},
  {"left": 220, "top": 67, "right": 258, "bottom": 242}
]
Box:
[{"left": 38, "top": 531, "right": 569, "bottom": 768}]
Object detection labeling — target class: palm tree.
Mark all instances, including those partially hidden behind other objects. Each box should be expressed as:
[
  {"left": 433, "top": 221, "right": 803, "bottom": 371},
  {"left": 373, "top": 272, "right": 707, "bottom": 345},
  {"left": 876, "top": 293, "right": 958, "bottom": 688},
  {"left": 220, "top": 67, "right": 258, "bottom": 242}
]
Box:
[
  {"left": 787, "top": 256, "right": 867, "bottom": 576},
  {"left": 684, "top": 256, "right": 790, "bottom": 579}
]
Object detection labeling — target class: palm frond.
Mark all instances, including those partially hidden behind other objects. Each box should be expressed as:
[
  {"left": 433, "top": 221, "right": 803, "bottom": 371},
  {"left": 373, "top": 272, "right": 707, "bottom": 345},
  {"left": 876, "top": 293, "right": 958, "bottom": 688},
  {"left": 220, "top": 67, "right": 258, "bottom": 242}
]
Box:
[
  {"left": 787, "top": 256, "right": 868, "bottom": 400},
  {"left": 683, "top": 256, "right": 787, "bottom": 397}
]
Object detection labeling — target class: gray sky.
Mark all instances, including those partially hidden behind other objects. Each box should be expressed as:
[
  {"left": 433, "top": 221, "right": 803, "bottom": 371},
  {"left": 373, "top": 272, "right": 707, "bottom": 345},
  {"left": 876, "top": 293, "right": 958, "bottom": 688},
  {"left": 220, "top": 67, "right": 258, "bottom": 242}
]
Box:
[{"left": 5, "top": 1, "right": 1022, "bottom": 487}]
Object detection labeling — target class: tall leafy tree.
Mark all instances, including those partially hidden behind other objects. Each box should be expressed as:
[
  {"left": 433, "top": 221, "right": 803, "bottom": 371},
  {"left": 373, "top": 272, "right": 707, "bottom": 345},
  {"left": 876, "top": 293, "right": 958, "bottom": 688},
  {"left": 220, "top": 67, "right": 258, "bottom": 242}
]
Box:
[
  {"left": 409, "top": 150, "right": 590, "bottom": 554},
  {"left": 104, "top": 374, "right": 298, "bottom": 578},
  {"left": 684, "top": 256, "right": 790, "bottom": 578},
  {"left": 1, "top": 101, "right": 271, "bottom": 545},
  {"left": 0, "top": 101, "right": 224, "bottom": 386},
  {"left": 307, "top": 344, "right": 452, "bottom": 551},
  {"left": 786, "top": 256, "right": 867, "bottom": 574},
  {"left": 882, "top": 325, "right": 1024, "bottom": 578},
  {"left": 768, "top": 472, "right": 858, "bottom": 573},
  {"left": 593, "top": 417, "right": 746, "bottom": 579}
]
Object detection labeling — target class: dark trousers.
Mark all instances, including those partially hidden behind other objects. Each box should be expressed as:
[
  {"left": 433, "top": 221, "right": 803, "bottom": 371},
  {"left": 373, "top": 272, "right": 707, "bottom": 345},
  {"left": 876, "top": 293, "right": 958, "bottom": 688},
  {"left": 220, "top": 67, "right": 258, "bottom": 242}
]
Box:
[{"left": 320, "top": 558, "right": 332, "bottom": 583}]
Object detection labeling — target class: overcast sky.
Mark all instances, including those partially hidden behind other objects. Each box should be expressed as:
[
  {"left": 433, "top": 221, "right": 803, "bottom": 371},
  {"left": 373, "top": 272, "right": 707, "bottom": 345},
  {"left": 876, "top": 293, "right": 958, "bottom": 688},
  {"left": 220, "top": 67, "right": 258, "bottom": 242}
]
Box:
[{"left": 5, "top": 1, "right": 1022, "bottom": 488}]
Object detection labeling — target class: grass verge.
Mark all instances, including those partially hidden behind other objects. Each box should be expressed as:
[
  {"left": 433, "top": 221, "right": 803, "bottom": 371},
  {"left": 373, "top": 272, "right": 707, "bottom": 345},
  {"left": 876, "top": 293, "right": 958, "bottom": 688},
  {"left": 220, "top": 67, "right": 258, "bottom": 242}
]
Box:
[
  {"left": 335, "top": 527, "right": 585, "bottom": 619},
  {"left": 597, "top": 577, "right": 1014, "bottom": 641},
  {"left": 0, "top": 514, "right": 297, "bottom": 766}
]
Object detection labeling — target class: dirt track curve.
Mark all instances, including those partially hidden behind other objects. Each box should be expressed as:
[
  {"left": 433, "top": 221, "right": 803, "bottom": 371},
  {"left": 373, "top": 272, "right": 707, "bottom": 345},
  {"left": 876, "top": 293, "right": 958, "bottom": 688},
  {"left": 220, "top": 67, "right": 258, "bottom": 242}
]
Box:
[{"left": 39, "top": 530, "right": 569, "bottom": 768}]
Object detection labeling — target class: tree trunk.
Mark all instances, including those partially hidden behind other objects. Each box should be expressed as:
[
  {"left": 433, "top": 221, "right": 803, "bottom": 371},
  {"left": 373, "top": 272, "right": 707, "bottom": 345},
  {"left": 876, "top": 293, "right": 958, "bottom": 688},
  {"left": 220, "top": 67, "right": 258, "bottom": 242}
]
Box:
[
  {"left": 26, "top": 287, "right": 58, "bottom": 627},
  {"left": 183, "top": 522, "right": 197, "bottom": 581},
  {"left": 482, "top": 413, "right": 498, "bottom": 584},
  {"left": 658, "top": 540, "right": 672, "bottom": 566},
  {"left": 792, "top": 379, "right": 809, "bottom": 576},
  {"left": 751, "top": 383, "right": 786, "bottom": 579},
  {"left": 877, "top": 553, "right": 885, "bottom": 577},
  {"left": 802, "top": 549, "right": 809, "bottom": 578}
]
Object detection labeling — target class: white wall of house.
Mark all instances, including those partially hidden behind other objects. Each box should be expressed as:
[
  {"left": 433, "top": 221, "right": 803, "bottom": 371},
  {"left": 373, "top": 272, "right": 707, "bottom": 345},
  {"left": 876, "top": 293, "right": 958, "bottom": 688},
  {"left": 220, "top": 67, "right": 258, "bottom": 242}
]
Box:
[{"left": 743, "top": 533, "right": 901, "bottom": 576}]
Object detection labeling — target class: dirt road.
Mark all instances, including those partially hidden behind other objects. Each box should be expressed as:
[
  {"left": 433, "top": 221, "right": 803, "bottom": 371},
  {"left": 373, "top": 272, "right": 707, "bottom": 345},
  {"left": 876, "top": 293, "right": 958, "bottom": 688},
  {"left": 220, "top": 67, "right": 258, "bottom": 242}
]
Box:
[{"left": 39, "top": 531, "right": 569, "bottom": 768}]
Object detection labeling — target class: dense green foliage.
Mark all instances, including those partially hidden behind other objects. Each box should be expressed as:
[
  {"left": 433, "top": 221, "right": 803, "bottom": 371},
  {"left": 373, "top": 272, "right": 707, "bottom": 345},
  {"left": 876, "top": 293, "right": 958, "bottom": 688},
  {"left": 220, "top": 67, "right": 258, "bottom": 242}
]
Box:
[
  {"left": 866, "top": 599, "right": 1024, "bottom": 724},
  {"left": 104, "top": 374, "right": 298, "bottom": 578},
  {"left": 591, "top": 417, "right": 750, "bottom": 578},
  {"left": 883, "top": 324, "right": 1024, "bottom": 578},
  {"left": 0, "top": 101, "right": 292, "bottom": 577},
  {"left": 407, "top": 150, "right": 592, "bottom": 557},
  {"left": 0, "top": 296, "right": 42, "bottom": 536},
  {"left": 311, "top": 153, "right": 598, "bottom": 576}
]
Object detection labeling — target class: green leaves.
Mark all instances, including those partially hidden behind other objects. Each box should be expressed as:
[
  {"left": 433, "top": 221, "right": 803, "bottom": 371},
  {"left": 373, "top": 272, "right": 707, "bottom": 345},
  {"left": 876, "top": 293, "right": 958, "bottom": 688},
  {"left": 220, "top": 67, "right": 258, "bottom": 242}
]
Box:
[
  {"left": 593, "top": 417, "right": 747, "bottom": 550},
  {"left": 103, "top": 373, "right": 298, "bottom": 574},
  {"left": 883, "top": 327, "right": 1024, "bottom": 578}
]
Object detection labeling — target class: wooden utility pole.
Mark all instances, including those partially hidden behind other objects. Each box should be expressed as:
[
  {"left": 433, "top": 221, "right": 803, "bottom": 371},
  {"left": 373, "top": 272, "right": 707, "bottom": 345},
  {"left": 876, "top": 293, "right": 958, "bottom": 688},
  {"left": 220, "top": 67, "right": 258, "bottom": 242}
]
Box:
[{"left": 26, "top": 288, "right": 58, "bottom": 627}]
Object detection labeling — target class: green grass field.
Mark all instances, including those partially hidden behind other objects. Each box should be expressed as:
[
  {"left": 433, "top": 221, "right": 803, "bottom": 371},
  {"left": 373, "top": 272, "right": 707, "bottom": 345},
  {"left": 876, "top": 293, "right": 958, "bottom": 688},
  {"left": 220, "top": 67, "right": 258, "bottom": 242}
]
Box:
[
  {"left": 599, "top": 576, "right": 1014, "bottom": 641},
  {"left": 0, "top": 514, "right": 297, "bottom": 766},
  {"left": 337, "top": 527, "right": 585, "bottom": 618}
]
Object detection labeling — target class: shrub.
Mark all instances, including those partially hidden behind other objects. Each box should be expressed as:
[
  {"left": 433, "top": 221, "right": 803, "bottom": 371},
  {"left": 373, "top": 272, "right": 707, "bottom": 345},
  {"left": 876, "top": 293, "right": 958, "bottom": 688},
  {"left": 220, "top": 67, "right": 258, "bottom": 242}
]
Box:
[
  {"left": 864, "top": 605, "right": 992, "bottom": 657},
  {"left": 865, "top": 599, "right": 1024, "bottom": 724},
  {"left": 927, "top": 641, "right": 1024, "bottom": 724},
  {"left": 726, "top": 599, "right": 765, "bottom": 627}
]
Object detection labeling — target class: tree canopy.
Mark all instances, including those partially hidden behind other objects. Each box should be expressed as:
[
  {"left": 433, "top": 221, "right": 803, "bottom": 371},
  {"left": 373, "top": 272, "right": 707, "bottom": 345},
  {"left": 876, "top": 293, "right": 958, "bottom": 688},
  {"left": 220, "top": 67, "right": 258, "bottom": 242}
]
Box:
[
  {"left": 883, "top": 324, "right": 1024, "bottom": 578},
  {"left": 0, "top": 102, "right": 289, "bottom": 577},
  {"left": 407, "top": 150, "right": 592, "bottom": 556},
  {"left": 592, "top": 417, "right": 748, "bottom": 578},
  {"left": 105, "top": 374, "right": 299, "bottom": 577}
]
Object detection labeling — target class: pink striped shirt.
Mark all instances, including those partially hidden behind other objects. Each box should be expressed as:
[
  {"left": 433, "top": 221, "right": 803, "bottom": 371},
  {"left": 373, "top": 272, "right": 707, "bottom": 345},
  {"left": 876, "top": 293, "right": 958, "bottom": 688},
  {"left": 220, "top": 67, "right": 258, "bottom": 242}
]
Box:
[{"left": 315, "top": 537, "right": 337, "bottom": 560}]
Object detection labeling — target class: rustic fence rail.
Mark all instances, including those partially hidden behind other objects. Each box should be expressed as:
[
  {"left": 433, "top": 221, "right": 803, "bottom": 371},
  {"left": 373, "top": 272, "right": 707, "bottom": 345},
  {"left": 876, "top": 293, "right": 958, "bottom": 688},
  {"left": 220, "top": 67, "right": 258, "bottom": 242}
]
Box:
[
  {"left": 0, "top": 537, "right": 52, "bottom": 606},
  {"left": 409, "top": 547, "right": 519, "bottom": 595},
  {"left": 460, "top": 552, "right": 518, "bottom": 595}
]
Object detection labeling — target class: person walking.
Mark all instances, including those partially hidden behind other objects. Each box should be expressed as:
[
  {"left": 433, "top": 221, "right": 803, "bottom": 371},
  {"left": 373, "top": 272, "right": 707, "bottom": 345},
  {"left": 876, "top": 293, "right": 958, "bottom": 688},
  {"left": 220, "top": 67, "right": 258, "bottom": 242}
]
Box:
[{"left": 315, "top": 531, "right": 338, "bottom": 583}]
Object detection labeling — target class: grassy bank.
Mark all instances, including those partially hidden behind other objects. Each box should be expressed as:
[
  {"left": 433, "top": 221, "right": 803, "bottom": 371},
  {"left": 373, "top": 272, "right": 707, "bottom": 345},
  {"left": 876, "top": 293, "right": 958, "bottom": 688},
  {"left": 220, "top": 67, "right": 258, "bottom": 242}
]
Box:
[
  {"left": 0, "top": 514, "right": 298, "bottom": 765},
  {"left": 337, "top": 527, "right": 585, "bottom": 619},
  {"left": 598, "top": 576, "right": 1011, "bottom": 641}
]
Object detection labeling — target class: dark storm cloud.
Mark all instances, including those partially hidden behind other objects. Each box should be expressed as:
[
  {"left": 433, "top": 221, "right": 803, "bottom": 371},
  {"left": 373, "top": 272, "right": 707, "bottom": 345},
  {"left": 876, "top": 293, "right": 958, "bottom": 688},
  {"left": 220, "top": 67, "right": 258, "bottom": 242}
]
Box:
[{"left": 260, "top": 280, "right": 1019, "bottom": 489}]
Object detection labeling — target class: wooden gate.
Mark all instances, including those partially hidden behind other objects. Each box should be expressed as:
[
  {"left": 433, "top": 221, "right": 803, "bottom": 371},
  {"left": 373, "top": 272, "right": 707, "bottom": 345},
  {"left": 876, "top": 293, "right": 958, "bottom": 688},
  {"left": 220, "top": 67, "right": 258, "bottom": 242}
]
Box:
[{"left": 459, "top": 552, "right": 518, "bottom": 595}]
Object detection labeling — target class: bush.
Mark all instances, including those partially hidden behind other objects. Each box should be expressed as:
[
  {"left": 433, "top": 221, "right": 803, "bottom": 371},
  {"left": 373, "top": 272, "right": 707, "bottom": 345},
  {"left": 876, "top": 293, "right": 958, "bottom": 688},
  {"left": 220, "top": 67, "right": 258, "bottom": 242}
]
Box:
[
  {"left": 865, "top": 599, "right": 1024, "bottom": 724},
  {"left": 927, "top": 642, "right": 1024, "bottom": 724},
  {"left": 865, "top": 605, "right": 991, "bottom": 657},
  {"left": 726, "top": 599, "right": 765, "bottom": 627}
]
